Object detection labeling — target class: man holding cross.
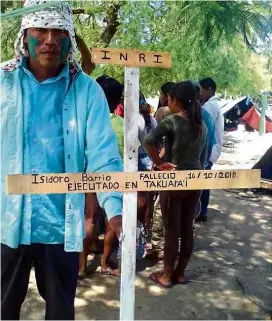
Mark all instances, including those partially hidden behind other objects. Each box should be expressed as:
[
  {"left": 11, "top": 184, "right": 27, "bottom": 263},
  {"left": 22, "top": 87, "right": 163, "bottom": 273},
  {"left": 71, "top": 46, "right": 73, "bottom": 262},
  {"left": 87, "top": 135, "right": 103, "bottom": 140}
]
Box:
[{"left": 0, "top": 1, "right": 122, "bottom": 319}]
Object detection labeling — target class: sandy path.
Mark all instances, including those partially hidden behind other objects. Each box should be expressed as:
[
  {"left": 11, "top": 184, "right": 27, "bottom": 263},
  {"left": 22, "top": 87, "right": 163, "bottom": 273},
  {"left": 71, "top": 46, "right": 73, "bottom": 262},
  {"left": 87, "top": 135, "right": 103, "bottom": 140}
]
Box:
[{"left": 21, "top": 128, "right": 272, "bottom": 320}]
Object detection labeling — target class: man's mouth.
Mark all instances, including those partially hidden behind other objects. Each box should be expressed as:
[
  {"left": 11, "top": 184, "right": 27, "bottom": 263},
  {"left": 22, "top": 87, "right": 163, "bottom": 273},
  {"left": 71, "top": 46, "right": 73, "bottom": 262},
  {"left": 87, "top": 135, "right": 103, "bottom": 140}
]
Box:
[{"left": 41, "top": 51, "right": 59, "bottom": 56}]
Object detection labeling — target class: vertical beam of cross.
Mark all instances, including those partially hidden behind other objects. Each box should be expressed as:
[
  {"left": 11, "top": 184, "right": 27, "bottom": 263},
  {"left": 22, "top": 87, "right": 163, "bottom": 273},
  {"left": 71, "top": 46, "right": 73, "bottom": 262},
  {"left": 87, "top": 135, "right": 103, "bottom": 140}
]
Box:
[{"left": 120, "top": 67, "right": 140, "bottom": 320}]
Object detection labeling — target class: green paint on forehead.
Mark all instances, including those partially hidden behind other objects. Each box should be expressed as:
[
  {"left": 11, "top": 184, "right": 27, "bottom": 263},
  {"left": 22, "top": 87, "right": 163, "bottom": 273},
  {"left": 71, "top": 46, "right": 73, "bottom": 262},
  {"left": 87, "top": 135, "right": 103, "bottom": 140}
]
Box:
[
  {"left": 27, "top": 35, "right": 39, "bottom": 59},
  {"left": 60, "top": 37, "right": 70, "bottom": 62}
]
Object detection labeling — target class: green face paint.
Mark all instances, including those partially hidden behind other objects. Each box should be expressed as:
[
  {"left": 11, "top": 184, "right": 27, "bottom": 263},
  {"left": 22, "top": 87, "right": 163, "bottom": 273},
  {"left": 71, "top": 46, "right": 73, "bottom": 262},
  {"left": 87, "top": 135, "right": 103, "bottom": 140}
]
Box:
[
  {"left": 27, "top": 34, "right": 70, "bottom": 62},
  {"left": 60, "top": 37, "right": 70, "bottom": 62},
  {"left": 27, "top": 35, "right": 39, "bottom": 59}
]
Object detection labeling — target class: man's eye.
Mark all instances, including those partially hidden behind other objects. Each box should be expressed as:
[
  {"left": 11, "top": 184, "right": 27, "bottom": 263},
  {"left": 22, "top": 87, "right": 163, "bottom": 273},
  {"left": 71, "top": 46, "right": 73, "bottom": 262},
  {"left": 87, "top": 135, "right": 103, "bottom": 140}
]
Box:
[{"left": 60, "top": 30, "right": 69, "bottom": 36}]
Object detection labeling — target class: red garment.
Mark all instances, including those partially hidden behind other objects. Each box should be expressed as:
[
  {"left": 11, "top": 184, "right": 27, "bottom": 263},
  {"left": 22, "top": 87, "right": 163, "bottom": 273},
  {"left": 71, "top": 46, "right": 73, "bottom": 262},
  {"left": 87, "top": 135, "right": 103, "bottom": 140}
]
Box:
[
  {"left": 114, "top": 104, "right": 124, "bottom": 118},
  {"left": 242, "top": 106, "right": 272, "bottom": 133}
]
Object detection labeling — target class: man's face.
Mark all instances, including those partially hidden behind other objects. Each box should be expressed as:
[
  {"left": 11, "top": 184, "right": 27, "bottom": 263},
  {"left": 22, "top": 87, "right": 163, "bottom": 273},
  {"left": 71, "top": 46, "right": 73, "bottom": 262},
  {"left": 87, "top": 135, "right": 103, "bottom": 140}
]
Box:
[
  {"left": 200, "top": 86, "right": 213, "bottom": 103},
  {"left": 24, "top": 28, "right": 70, "bottom": 69},
  {"left": 159, "top": 91, "right": 168, "bottom": 107}
]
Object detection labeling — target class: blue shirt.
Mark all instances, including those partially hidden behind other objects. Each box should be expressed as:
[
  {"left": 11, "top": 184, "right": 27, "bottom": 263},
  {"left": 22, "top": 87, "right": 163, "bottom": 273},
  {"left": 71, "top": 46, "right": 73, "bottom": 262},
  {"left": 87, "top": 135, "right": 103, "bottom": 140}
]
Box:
[
  {"left": 21, "top": 59, "right": 68, "bottom": 244},
  {"left": 1, "top": 57, "right": 123, "bottom": 252},
  {"left": 202, "top": 108, "right": 217, "bottom": 168}
]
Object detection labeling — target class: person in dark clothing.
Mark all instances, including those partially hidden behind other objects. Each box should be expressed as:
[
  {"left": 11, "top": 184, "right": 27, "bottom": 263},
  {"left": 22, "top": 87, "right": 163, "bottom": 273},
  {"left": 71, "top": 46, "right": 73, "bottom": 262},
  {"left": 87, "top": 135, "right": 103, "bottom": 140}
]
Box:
[{"left": 144, "top": 81, "right": 207, "bottom": 288}]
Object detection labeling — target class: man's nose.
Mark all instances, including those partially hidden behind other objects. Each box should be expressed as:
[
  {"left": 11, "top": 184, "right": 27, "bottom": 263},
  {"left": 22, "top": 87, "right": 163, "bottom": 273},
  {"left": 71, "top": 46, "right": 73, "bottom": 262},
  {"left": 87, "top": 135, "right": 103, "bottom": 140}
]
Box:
[{"left": 44, "top": 30, "right": 58, "bottom": 45}]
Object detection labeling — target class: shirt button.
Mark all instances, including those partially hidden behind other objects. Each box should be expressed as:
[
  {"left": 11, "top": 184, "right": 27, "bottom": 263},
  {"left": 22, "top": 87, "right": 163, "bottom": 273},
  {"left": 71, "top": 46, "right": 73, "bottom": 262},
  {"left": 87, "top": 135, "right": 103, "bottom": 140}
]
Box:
[{"left": 33, "top": 139, "right": 38, "bottom": 143}]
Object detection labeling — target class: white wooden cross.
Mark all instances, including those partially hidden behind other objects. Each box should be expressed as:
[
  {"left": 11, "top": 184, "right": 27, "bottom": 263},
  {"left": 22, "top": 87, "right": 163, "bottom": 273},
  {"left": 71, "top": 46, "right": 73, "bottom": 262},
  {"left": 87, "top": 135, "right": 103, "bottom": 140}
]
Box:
[{"left": 92, "top": 48, "right": 171, "bottom": 320}]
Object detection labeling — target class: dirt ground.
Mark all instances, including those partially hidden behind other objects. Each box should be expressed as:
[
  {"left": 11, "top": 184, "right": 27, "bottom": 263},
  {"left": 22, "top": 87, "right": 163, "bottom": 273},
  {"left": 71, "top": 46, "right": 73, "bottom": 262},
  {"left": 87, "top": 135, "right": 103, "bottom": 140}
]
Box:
[{"left": 21, "top": 128, "right": 272, "bottom": 320}]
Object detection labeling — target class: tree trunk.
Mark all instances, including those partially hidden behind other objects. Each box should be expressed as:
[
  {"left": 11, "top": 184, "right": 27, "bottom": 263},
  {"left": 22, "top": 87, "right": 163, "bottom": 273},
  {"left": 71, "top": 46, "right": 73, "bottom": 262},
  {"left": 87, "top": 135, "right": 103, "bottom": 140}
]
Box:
[
  {"left": 101, "top": 4, "right": 121, "bottom": 46},
  {"left": 72, "top": 4, "right": 122, "bottom": 47}
]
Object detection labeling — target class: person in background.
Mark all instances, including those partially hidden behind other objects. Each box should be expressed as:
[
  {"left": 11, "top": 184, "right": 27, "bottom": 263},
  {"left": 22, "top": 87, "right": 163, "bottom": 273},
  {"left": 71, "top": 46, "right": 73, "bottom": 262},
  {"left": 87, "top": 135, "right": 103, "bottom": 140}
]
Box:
[
  {"left": 196, "top": 77, "right": 223, "bottom": 222},
  {"left": 90, "top": 75, "right": 124, "bottom": 277},
  {"left": 138, "top": 102, "right": 157, "bottom": 243},
  {"left": 155, "top": 82, "right": 175, "bottom": 124},
  {"left": 1, "top": 1, "right": 123, "bottom": 319},
  {"left": 144, "top": 81, "right": 207, "bottom": 288},
  {"left": 191, "top": 81, "right": 216, "bottom": 170},
  {"left": 148, "top": 82, "right": 174, "bottom": 259},
  {"left": 114, "top": 88, "right": 147, "bottom": 118},
  {"left": 78, "top": 193, "right": 101, "bottom": 279},
  {"left": 191, "top": 80, "right": 216, "bottom": 221},
  {"left": 138, "top": 101, "right": 157, "bottom": 172},
  {"left": 114, "top": 85, "right": 124, "bottom": 118},
  {"left": 96, "top": 75, "right": 124, "bottom": 158},
  {"left": 75, "top": 33, "right": 95, "bottom": 75}
]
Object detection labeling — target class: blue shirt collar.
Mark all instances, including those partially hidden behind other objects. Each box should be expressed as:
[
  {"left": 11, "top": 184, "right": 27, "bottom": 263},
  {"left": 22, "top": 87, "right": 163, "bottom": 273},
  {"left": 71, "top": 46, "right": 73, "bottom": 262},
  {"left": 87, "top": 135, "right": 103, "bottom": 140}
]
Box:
[{"left": 19, "top": 57, "right": 69, "bottom": 84}]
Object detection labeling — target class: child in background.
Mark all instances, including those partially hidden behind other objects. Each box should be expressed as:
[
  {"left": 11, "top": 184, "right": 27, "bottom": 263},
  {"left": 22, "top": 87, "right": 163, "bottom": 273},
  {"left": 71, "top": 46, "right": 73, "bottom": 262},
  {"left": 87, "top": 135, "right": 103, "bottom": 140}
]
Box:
[
  {"left": 96, "top": 75, "right": 124, "bottom": 158},
  {"left": 96, "top": 75, "right": 124, "bottom": 276},
  {"left": 78, "top": 75, "right": 123, "bottom": 278},
  {"left": 144, "top": 81, "right": 207, "bottom": 288}
]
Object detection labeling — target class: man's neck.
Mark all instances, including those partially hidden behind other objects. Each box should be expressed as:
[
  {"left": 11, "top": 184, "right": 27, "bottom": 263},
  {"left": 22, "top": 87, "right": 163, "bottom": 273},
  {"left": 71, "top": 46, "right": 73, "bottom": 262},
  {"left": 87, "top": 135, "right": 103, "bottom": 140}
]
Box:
[
  {"left": 27, "top": 59, "right": 64, "bottom": 82},
  {"left": 203, "top": 95, "right": 215, "bottom": 104}
]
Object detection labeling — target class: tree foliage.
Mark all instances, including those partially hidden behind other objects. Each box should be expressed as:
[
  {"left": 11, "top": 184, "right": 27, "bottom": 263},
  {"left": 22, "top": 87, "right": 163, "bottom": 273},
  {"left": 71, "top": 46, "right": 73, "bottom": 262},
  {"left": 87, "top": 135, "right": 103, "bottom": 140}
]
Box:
[{"left": 1, "top": 0, "right": 271, "bottom": 96}]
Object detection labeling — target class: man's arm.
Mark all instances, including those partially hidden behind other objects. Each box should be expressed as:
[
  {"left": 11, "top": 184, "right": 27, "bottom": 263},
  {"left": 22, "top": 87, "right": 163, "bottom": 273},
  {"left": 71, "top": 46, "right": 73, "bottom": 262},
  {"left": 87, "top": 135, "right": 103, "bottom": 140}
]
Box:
[
  {"left": 210, "top": 106, "right": 224, "bottom": 164},
  {"left": 75, "top": 34, "right": 95, "bottom": 75},
  {"left": 85, "top": 81, "right": 123, "bottom": 220},
  {"left": 200, "top": 124, "right": 208, "bottom": 169},
  {"left": 155, "top": 107, "right": 166, "bottom": 125}
]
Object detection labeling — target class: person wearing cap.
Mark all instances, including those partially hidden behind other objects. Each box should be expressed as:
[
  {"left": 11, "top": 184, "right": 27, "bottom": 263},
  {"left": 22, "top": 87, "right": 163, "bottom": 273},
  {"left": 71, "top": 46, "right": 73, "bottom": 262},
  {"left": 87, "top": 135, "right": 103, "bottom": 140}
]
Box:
[{"left": 0, "top": 0, "right": 123, "bottom": 319}]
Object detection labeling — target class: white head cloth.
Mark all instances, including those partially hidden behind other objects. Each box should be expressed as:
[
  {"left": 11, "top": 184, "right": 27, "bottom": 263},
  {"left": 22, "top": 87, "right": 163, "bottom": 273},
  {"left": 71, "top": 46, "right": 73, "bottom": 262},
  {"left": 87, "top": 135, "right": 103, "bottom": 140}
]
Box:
[{"left": 14, "top": 0, "right": 77, "bottom": 61}]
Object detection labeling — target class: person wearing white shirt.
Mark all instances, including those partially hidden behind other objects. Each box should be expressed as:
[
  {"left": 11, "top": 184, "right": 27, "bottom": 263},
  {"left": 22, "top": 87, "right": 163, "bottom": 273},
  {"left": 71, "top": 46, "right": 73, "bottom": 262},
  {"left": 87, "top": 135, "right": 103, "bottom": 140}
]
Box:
[{"left": 196, "top": 78, "right": 224, "bottom": 222}]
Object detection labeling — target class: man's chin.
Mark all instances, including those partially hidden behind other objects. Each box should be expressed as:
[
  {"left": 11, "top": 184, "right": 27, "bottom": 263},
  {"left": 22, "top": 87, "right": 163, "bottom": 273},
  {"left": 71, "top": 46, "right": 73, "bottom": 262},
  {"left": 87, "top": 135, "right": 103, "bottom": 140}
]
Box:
[{"left": 40, "top": 59, "right": 62, "bottom": 69}]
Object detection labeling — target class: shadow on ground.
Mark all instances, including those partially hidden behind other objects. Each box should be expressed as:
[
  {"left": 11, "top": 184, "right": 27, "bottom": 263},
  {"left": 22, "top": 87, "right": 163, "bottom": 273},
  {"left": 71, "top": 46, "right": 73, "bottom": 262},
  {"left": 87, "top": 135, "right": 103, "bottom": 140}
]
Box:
[{"left": 20, "top": 191, "right": 272, "bottom": 320}]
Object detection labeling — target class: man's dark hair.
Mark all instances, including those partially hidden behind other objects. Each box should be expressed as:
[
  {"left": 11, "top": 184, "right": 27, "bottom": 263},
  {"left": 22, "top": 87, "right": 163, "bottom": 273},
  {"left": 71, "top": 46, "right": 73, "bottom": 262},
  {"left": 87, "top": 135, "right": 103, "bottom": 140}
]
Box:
[
  {"left": 199, "top": 77, "right": 217, "bottom": 93},
  {"left": 96, "top": 75, "right": 123, "bottom": 113},
  {"left": 190, "top": 80, "right": 201, "bottom": 96},
  {"left": 161, "top": 82, "right": 175, "bottom": 95}
]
